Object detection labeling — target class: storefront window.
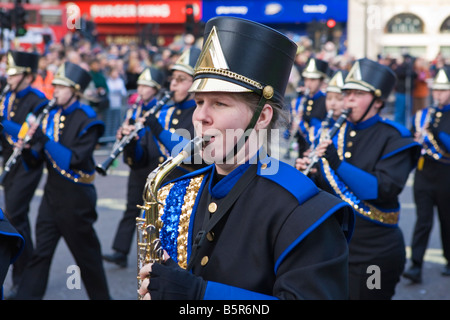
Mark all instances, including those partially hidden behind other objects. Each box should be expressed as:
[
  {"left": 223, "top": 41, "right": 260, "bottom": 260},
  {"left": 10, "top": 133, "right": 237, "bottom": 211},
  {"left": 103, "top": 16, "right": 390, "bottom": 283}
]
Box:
[{"left": 386, "top": 13, "right": 424, "bottom": 34}]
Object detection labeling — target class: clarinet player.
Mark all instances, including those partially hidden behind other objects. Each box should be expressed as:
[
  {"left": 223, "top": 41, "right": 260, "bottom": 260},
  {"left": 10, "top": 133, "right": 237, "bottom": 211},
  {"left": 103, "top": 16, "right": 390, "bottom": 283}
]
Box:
[
  {"left": 403, "top": 66, "right": 450, "bottom": 283},
  {"left": 15, "top": 62, "right": 110, "bottom": 300},
  {"left": 296, "top": 58, "right": 421, "bottom": 299},
  {"left": 102, "top": 66, "right": 165, "bottom": 268},
  {"left": 0, "top": 51, "right": 48, "bottom": 299}
]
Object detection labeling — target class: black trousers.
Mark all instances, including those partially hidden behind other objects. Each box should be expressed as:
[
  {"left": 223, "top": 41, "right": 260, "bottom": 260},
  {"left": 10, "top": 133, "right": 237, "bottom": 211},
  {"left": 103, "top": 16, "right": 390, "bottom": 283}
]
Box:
[
  {"left": 411, "top": 158, "right": 450, "bottom": 266},
  {"left": 3, "top": 162, "right": 43, "bottom": 286},
  {"left": 16, "top": 181, "right": 110, "bottom": 300}
]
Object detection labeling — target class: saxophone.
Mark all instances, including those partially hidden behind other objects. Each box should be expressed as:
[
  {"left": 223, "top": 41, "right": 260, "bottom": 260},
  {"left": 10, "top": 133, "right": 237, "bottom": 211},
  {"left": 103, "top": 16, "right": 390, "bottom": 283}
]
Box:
[{"left": 136, "top": 136, "right": 204, "bottom": 300}]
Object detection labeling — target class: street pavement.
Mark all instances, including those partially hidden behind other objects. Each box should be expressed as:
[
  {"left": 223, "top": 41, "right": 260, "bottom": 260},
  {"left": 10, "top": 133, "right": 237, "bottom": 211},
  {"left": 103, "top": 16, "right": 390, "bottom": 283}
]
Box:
[{"left": 2, "top": 143, "right": 450, "bottom": 300}]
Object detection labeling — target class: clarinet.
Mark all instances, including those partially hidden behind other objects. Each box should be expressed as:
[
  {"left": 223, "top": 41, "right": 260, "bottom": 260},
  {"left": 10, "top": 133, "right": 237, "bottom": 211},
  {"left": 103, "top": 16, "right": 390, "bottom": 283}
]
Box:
[
  {"left": 302, "top": 108, "right": 351, "bottom": 175},
  {"left": 284, "top": 88, "right": 310, "bottom": 159},
  {"left": 95, "top": 91, "right": 173, "bottom": 176},
  {"left": 0, "top": 98, "right": 56, "bottom": 185},
  {"left": 0, "top": 84, "right": 11, "bottom": 101}
]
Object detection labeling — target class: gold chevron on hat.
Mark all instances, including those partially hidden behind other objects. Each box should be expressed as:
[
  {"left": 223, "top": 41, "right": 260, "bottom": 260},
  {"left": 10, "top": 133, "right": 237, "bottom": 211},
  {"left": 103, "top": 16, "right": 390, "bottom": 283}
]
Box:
[
  {"left": 432, "top": 68, "right": 450, "bottom": 90},
  {"left": 137, "top": 68, "right": 161, "bottom": 89},
  {"left": 190, "top": 26, "right": 261, "bottom": 93},
  {"left": 343, "top": 60, "right": 377, "bottom": 94},
  {"left": 6, "top": 51, "right": 30, "bottom": 76}
]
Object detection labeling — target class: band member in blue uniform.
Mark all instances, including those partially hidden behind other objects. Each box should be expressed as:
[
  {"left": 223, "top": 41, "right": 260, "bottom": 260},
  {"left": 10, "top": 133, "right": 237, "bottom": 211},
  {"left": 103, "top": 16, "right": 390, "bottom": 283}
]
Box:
[
  {"left": 124, "top": 47, "right": 204, "bottom": 175},
  {"left": 297, "top": 58, "right": 421, "bottom": 300},
  {"left": 0, "top": 51, "right": 48, "bottom": 299},
  {"left": 297, "top": 70, "right": 348, "bottom": 178},
  {"left": 137, "top": 17, "right": 354, "bottom": 300},
  {"left": 102, "top": 66, "right": 165, "bottom": 268},
  {"left": 287, "top": 58, "right": 329, "bottom": 158},
  {"left": 403, "top": 66, "right": 450, "bottom": 283},
  {"left": 0, "top": 208, "right": 24, "bottom": 300},
  {"left": 15, "top": 62, "right": 111, "bottom": 300}
]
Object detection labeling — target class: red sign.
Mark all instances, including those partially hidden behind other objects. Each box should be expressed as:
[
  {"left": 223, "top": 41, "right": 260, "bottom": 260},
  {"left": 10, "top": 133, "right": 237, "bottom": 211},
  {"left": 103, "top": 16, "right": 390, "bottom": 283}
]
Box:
[{"left": 63, "top": 1, "right": 202, "bottom": 24}]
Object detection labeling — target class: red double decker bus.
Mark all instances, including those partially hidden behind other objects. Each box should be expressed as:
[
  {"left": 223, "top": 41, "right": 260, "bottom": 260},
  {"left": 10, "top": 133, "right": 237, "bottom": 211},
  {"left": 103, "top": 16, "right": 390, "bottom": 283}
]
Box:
[{"left": 0, "top": 3, "right": 68, "bottom": 53}]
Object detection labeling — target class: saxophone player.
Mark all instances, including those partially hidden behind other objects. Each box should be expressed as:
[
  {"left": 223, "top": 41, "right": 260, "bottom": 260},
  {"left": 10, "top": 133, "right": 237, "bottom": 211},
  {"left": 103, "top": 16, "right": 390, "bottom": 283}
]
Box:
[
  {"left": 138, "top": 16, "right": 354, "bottom": 300},
  {"left": 0, "top": 51, "right": 48, "bottom": 299},
  {"left": 403, "top": 66, "right": 450, "bottom": 283},
  {"left": 15, "top": 62, "right": 110, "bottom": 300},
  {"left": 297, "top": 58, "right": 421, "bottom": 300}
]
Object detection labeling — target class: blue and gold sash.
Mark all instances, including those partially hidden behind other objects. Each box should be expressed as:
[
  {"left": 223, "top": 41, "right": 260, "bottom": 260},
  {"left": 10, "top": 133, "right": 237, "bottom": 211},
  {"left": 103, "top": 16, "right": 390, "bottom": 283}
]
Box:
[
  {"left": 158, "top": 174, "right": 205, "bottom": 269},
  {"left": 320, "top": 123, "right": 399, "bottom": 226}
]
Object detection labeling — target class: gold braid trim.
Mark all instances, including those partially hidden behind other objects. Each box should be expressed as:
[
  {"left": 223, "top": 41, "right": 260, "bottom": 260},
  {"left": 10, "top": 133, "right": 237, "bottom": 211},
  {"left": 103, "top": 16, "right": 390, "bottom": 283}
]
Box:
[
  {"left": 195, "top": 68, "right": 263, "bottom": 90},
  {"left": 322, "top": 123, "right": 399, "bottom": 225}
]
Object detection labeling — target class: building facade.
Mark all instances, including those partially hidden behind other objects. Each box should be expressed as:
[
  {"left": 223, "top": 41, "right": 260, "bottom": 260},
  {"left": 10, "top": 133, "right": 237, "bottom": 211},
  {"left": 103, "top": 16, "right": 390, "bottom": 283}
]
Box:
[{"left": 348, "top": 0, "right": 450, "bottom": 61}]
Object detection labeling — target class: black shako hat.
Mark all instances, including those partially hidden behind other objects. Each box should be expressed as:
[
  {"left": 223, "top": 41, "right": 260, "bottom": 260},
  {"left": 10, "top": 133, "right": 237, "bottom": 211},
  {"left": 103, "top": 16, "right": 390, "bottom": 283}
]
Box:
[
  {"left": 343, "top": 58, "right": 397, "bottom": 100},
  {"left": 137, "top": 67, "right": 164, "bottom": 89},
  {"left": 171, "top": 47, "right": 201, "bottom": 77},
  {"left": 432, "top": 66, "right": 450, "bottom": 90},
  {"left": 302, "top": 57, "right": 329, "bottom": 79},
  {"left": 6, "top": 50, "right": 39, "bottom": 76},
  {"left": 189, "top": 16, "right": 297, "bottom": 105},
  {"left": 327, "top": 69, "right": 348, "bottom": 94},
  {"left": 52, "top": 62, "right": 92, "bottom": 92}
]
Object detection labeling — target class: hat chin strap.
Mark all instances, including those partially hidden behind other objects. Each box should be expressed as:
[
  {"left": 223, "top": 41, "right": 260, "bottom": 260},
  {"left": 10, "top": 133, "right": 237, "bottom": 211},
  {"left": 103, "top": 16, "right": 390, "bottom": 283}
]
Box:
[
  {"left": 355, "top": 95, "right": 376, "bottom": 124},
  {"left": 12, "top": 73, "right": 27, "bottom": 93},
  {"left": 222, "top": 95, "right": 267, "bottom": 164}
]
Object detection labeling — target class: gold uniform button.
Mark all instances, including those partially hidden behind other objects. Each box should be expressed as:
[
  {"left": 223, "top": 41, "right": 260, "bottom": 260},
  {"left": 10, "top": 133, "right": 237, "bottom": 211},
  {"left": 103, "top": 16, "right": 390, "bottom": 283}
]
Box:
[
  {"left": 201, "top": 256, "right": 209, "bottom": 266},
  {"left": 349, "top": 130, "right": 357, "bottom": 137},
  {"left": 206, "top": 231, "right": 215, "bottom": 242},
  {"left": 169, "top": 128, "right": 175, "bottom": 133},
  {"left": 261, "top": 163, "right": 268, "bottom": 170},
  {"left": 158, "top": 156, "right": 165, "bottom": 163},
  {"left": 59, "top": 123, "right": 65, "bottom": 129},
  {"left": 60, "top": 115, "right": 66, "bottom": 121},
  {"left": 208, "top": 202, "right": 217, "bottom": 213},
  {"left": 308, "top": 100, "right": 314, "bottom": 105},
  {"left": 176, "top": 109, "right": 182, "bottom": 115},
  {"left": 306, "top": 106, "right": 312, "bottom": 111},
  {"left": 347, "top": 141, "right": 353, "bottom": 147},
  {"left": 9, "top": 112, "right": 15, "bottom": 117},
  {"left": 172, "top": 118, "right": 179, "bottom": 125},
  {"left": 436, "top": 111, "right": 442, "bottom": 118},
  {"left": 344, "top": 151, "right": 352, "bottom": 158}
]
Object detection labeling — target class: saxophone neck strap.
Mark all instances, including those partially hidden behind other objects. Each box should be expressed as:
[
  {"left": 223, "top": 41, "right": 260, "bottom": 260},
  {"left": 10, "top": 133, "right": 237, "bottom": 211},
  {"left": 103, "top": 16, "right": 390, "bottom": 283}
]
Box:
[{"left": 186, "top": 164, "right": 258, "bottom": 271}]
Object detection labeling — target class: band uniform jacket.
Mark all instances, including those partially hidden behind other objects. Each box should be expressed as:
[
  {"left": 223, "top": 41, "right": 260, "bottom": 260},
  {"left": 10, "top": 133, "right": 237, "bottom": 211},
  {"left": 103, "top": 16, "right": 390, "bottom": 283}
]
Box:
[
  {"left": 124, "top": 97, "right": 204, "bottom": 182},
  {"left": 0, "top": 86, "right": 48, "bottom": 185},
  {"left": 312, "top": 114, "right": 421, "bottom": 261},
  {"left": 154, "top": 156, "right": 355, "bottom": 299}
]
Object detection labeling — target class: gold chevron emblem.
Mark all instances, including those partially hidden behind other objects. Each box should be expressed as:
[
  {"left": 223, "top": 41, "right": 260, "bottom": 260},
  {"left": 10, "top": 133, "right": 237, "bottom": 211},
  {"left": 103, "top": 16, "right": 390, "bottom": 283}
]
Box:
[{"left": 194, "top": 26, "right": 229, "bottom": 71}]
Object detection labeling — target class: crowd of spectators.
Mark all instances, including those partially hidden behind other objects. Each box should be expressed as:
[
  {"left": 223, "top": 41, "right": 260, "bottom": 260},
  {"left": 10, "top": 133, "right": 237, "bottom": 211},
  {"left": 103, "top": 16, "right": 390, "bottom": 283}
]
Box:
[{"left": 0, "top": 28, "right": 449, "bottom": 139}]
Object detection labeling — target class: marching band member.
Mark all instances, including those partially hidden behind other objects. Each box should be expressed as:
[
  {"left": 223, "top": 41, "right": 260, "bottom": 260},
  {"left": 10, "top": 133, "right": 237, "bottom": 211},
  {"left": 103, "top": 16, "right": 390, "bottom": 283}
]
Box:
[
  {"left": 138, "top": 16, "right": 354, "bottom": 300},
  {"left": 15, "top": 62, "right": 110, "bottom": 300},
  {"left": 296, "top": 58, "right": 421, "bottom": 299},
  {"left": 0, "top": 51, "right": 48, "bottom": 299},
  {"left": 403, "top": 66, "right": 450, "bottom": 283},
  {"left": 103, "top": 66, "right": 165, "bottom": 268}
]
